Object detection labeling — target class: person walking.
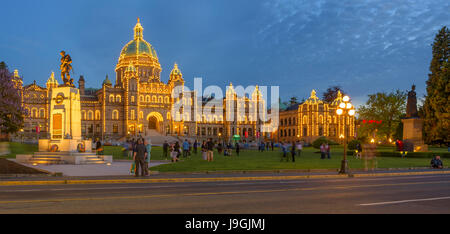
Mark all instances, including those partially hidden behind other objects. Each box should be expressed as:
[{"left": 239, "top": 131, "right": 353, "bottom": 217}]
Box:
[
  {"left": 133, "top": 138, "right": 147, "bottom": 177},
  {"left": 182, "top": 139, "right": 189, "bottom": 158},
  {"left": 144, "top": 138, "right": 152, "bottom": 176},
  {"left": 206, "top": 138, "right": 214, "bottom": 162},
  {"left": 162, "top": 141, "right": 169, "bottom": 160},
  {"left": 95, "top": 139, "right": 103, "bottom": 155}
]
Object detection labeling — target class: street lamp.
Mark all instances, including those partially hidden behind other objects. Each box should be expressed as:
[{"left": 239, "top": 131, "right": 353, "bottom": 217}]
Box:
[{"left": 336, "top": 95, "right": 355, "bottom": 174}]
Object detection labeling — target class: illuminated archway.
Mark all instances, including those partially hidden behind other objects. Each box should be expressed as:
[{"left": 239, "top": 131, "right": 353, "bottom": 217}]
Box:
[{"left": 146, "top": 112, "right": 164, "bottom": 132}]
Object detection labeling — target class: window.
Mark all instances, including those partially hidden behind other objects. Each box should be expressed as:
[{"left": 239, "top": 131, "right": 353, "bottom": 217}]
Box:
[
  {"left": 140, "top": 95, "right": 144, "bottom": 102},
  {"left": 130, "top": 110, "right": 135, "bottom": 120},
  {"left": 146, "top": 95, "right": 151, "bottom": 102},
  {"left": 81, "top": 110, "right": 86, "bottom": 120},
  {"left": 109, "top": 95, "right": 114, "bottom": 103},
  {"left": 165, "top": 96, "right": 169, "bottom": 103},
  {"left": 39, "top": 108, "right": 45, "bottom": 118},
  {"left": 88, "top": 111, "right": 93, "bottom": 120},
  {"left": 112, "top": 110, "right": 119, "bottom": 120},
  {"left": 159, "top": 96, "right": 163, "bottom": 103},
  {"left": 131, "top": 96, "right": 135, "bottom": 103},
  {"left": 116, "top": 95, "right": 121, "bottom": 103},
  {"left": 113, "top": 124, "right": 118, "bottom": 133},
  {"left": 139, "top": 111, "right": 143, "bottom": 120},
  {"left": 95, "top": 110, "right": 101, "bottom": 120}
]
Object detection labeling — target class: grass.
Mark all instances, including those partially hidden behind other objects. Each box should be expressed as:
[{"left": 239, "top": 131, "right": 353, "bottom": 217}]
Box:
[{"left": 1, "top": 142, "right": 448, "bottom": 172}]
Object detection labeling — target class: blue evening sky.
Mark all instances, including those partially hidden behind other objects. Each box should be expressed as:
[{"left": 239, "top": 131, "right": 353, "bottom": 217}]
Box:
[{"left": 1, "top": 0, "right": 449, "bottom": 107}]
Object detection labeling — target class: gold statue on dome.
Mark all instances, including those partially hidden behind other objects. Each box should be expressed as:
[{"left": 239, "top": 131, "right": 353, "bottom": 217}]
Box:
[{"left": 60, "top": 51, "right": 74, "bottom": 86}]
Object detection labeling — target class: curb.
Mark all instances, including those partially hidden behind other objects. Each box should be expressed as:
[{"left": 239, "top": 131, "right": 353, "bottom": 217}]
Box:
[{"left": 1, "top": 170, "right": 450, "bottom": 186}]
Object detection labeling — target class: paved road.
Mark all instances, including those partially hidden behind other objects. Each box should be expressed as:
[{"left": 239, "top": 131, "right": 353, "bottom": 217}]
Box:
[{"left": 0, "top": 173, "right": 449, "bottom": 214}]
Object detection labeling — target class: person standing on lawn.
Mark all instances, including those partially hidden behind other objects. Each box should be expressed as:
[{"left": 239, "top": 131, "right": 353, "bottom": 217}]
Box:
[
  {"left": 291, "top": 141, "right": 296, "bottom": 162},
  {"left": 182, "top": 139, "right": 190, "bottom": 158},
  {"left": 206, "top": 138, "right": 214, "bottom": 161},
  {"left": 133, "top": 138, "right": 147, "bottom": 177},
  {"left": 235, "top": 142, "right": 240, "bottom": 156},
  {"left": 144, "top": 138, "right": 152, "bottom": 176},
  {"left": 320, "top": 143, "right": 326, "bottom": 159},
  {"left": 201, "top": 140, "right": 207, "bottom": 160},
  {"left": 163, "top": 141, "right": 169, "bottom": 159},
  {"left": 326, "top": 143, "right": 331, "bottom": 159},
  {"left": 296, "top": 141, "right": 303, "bottom": 157},
  {"left": 193, "top": 139, "right": 198, "bottom": 154}
]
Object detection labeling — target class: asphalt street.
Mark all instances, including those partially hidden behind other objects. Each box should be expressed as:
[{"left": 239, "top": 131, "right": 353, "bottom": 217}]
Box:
[{"left": 0, "top": 173, "right": 449, "bottom": 214}]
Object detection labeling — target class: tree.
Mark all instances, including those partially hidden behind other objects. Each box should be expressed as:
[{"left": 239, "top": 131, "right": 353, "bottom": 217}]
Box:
[
  {"left": 323, "top": 85, "right": 345, "bottom": 103},
  {"left": 422, "top": 26, "right": 450, "bottom": 145},
  {"left": 289, "top": 96, "right": 298, "bottom": 106},
  {"left": 357, "top": 90, "right": 406, "bottom": 141},
  {"left": 0, "top": 63, "right": 25, "bottom": 134}
]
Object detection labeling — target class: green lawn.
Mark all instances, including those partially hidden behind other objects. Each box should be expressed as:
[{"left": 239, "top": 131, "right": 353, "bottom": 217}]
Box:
[{"left": 1, "top": 142, "right": 447, "bottom": 172}]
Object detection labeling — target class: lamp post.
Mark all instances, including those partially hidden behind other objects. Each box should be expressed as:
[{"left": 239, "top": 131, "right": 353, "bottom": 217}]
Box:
[{"left": 336, "top": 95, "right": 355, "bottom": 174}]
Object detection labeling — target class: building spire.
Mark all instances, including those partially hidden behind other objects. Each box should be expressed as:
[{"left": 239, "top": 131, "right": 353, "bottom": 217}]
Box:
[{"left": 134, "top": 17, "right": 144, "bottom": 40}]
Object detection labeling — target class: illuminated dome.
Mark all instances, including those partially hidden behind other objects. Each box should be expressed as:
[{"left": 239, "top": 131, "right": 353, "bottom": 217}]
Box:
[
  {"left": 119, "top": 18, "right": 158, "bottom": 60},
  {"left": 115, "top": 18, "right": 162, "bottom": 85}
]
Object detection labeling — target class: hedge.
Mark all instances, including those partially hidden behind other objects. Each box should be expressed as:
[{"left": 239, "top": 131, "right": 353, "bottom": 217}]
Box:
[{"left": 376, "top": 151, "right": 450, "bottom": 158}]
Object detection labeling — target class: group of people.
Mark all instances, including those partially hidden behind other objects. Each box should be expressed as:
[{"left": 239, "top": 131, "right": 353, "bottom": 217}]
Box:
[
  {"left": 124, "top": 137, "right": 152, "bottom": 177},
  {"left": 258, "top": 141, "right": 275, "bottom": 152},
  {"left": 280, "top": 141, "right": 304, "bottom": 162}
]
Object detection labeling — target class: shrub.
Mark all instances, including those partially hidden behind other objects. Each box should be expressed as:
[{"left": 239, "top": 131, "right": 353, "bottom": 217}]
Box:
[
  {"left": 347, "top": 140, "right": 361, "bottom": 151},
  {"left": 312, "top": 137, "right": 332, "bottom": 149}
]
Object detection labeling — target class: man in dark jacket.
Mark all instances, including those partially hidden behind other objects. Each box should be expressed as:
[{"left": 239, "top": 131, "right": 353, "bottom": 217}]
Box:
[{"left": 133, "top": 138, "right": 148, "bottom": 177}]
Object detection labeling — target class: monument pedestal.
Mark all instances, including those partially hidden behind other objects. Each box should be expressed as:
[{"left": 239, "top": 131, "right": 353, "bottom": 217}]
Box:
[{"left": 402, "top": 118, "right": 428, "bottom": 152}]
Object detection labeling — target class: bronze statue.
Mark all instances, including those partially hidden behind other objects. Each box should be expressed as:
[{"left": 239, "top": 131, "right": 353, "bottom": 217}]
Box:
[
  {"left": 406, "top": 84, "right": 419, "bottom": 118},
  {"left": 60, "top": 51, "right": 74, "bottom": 86}
]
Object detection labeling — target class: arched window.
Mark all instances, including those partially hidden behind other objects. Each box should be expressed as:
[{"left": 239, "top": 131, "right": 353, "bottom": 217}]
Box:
[
  {"left": 140, "top": 95, "right": 144, "bottom": 102},
  {"left": 95, "top": 110, "right": 101, "bottom": 120},
  {"left": 81, "top": 110, "right": 86, "bottom": 120},
  {"left": 39, "top": 108, "right": 45, "bottom": 118},
  {"left": 146, "top": 95, "right": 151, "bottom": 102},
  {"left": 303, "top": 116, "right": 308, "bottom": 124},
  {"left": 159, "top": 96, "right": 163, "bottom": 103},
  {"left": 164, "top": 96, "right": 169, "bottom": 103},
  {"left": 139, "top": 111, "right": 143, "bottom": 119},
  {"left": 112, "top": 110, "right": 119, "bottom": 120},
  {"left": 88, "top": 111, "right": 94, "bottom": 120},
  {"left": 31, "top": 108, "right": 37, "bottom": 118},
  {"left": 109, "top": 95, "right": 114, "bottom": 103},
  {"left": 152, "top": 95, "right": 157, "bottom": 103},
  {"left": 116, "top": 95, "right": 121, "bottom": 103}
]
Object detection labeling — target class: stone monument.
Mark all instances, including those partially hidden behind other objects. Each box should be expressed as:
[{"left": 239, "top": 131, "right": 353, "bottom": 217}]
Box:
[
  {"left": 401, "top": 85, "right": 428, "bottom": 152},
  {"left": 17, "top": 52, "right": 112, "bottom": 165}
]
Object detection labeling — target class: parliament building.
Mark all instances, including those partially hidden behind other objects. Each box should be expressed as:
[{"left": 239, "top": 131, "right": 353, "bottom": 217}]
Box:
[{"left": 12, "top": 19, "right": 268, "bottom": 143}]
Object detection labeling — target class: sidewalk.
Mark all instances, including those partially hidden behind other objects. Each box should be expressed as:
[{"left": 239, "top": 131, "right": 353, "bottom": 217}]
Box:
[{"left": 1, "top": 163, "right": 449, "bottom": 186}]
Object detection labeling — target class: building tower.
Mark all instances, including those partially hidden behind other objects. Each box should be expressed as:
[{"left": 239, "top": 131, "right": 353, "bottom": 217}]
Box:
[{"left": 78, "top": 75, "right": 85, "bottom": 95}]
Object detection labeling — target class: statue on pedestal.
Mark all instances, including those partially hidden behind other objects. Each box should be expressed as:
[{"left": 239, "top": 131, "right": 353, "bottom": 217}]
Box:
[
  {"left": 406, "top": 84, "right": 419, "bottom": 118},
  {"left": 60, "top": 51, "right": 74, "bottom": 87}
]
